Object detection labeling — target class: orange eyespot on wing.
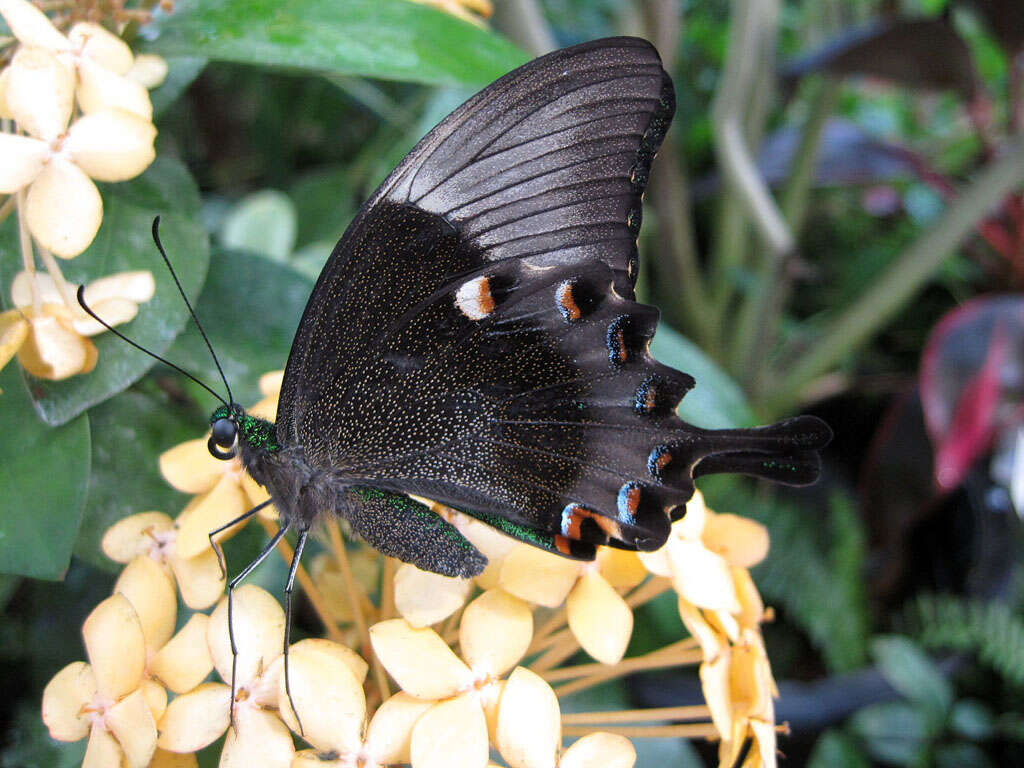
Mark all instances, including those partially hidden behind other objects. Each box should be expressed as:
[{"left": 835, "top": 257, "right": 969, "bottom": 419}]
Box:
[{"left": 455, "top": 276, "right": 496, "bottom": 320}]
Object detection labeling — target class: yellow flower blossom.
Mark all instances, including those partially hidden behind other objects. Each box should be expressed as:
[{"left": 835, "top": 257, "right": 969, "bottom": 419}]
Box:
[
  {"left": 0, "top": 0, "right": 163, "bottom": 257},
  {"left": 42, "top": 594, "right": 161, "bottom": 768},
  {"left": 1, "top": 269, "right": 154, "bottom": 380},
  {"left": 156, "top": 585, "right": 296, "bottom": 767},
  {"left": 102, "top": 511, "right": 226, "bottom": 610},
  {"left": 371, "top": 589, "right": 534, "bottom": 766}
]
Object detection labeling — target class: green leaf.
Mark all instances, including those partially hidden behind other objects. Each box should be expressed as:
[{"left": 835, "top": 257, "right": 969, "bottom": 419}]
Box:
[
  {"left": 650, "top": 324, "right": 756, "bottom": 428},
  {"left": 808, "top": 730, "right": 871, "bottom": 768},
  {"left": 146, "top": 0, "right": 528, "bottom": 87},
  {"left": 151, "top": 55, "right": 207, "bottom": 115},
  {"left": 220, "top": 190, "right": 297, "bottom": 262},
  {"left": 934, "top": 742, "right": 994, "bottom": 768},
  {"left": 849, "top": 701, "right": 929, "bottom": 765},
  {"left": 288, "top": 165, "right": 357, "bottom": 249},
  {"left": 872, "top": 635, "right": 953, "bottom": 716},
  {"left": 0, "top": 366, "right": 90, "bottom": 580},
  {"left": 74, "top": 385, "right": 200, "bottom": 572},
  {"left": 169, "top": 249, "right": 314, "bottom": 407},
  {"left": 0, "top": 157, "right": 210, "bottom": 425}
]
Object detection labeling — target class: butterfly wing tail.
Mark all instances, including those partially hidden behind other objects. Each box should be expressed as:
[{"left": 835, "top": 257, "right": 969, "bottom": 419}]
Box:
[{"left": 666, "top": 415, "right": 832, "bottom": 487}]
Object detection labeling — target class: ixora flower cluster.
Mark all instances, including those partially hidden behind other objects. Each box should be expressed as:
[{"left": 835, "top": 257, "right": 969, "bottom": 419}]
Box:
[
  {"left": 43, "top": 371, "right": 782, "bottom": 768},
  {"left": 0, "top": 0, "right": 164, "bottom": 381}
]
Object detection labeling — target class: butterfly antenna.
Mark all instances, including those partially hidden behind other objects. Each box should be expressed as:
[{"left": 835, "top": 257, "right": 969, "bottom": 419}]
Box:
[
  {"left": 76, "top": 286, "right": 229, "bottom": 407},
  {"left": 150, "top": 216, "right": 235, "bottom": 406}
]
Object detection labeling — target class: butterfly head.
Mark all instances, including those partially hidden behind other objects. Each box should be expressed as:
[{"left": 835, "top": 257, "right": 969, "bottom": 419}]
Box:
[
  {"left": 208, "top": 403, "right": 244, "bottom": 460},
  {"left": 208, "top": 403, "right": 281, "bottom": 461}
]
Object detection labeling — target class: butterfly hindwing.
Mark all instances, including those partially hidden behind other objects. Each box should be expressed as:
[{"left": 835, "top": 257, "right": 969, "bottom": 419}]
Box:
[{"left": 276, "top": 38, "right": 830, "bottom": 565}]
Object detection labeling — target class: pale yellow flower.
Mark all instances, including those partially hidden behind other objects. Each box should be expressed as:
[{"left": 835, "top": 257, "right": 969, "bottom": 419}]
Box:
[
  {"left": 370, "top": 589, "right": 533, "bottom": 766},
  {"left": 0, "top": 0, "right": 161, "bottom": 257},
  {"left": 1, "top": 269, "right": 154, "bottom": 380},
  {"left": 156, "top": 585, "right": 296, "bottom": 767},
  {"left": 41, "top": 594, "right": 162, "bottom": 768},
  {"left": 102, "top": 511, "right": 226, "bottom": 610},
  {"left": 0, "top": 0, "right": 155, "bottom": 118},
  {"left": 281, "top": 640, "right": 429, "bottom": 768}
]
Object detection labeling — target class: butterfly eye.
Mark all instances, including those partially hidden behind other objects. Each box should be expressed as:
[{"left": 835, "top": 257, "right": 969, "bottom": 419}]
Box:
[{"left": 208, "top": 418, "right": 237, "bottom": 460}]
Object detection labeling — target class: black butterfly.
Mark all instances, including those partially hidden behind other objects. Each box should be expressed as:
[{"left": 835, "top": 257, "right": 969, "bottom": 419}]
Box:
[{"left": 83, "top": 35, "right": 830, "bottom": 728}]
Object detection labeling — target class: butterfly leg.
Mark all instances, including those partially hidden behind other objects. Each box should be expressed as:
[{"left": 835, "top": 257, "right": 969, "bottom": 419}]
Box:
[
  {"left": 224, "top": 524, "right": 287, "bottom": 732},
  {"left": 281, "top": 530, "right": 308, "bottom": 737},
  {"left": 207, "top": 499, "right": 273, "bottom": 580},
  {"left": 340, "top": 487, "right": 487, "bottom": 578}
]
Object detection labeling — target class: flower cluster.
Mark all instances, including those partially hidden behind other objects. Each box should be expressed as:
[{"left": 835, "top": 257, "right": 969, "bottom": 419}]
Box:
[
  {"left": 42, "top": 369, "right": 783, "bottom": 768},
  {"left": 0, "top": 0, "right": 165, "bottom": 382}
]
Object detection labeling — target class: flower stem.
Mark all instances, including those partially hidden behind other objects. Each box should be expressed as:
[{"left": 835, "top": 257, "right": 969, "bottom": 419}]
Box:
[
  {"left": 625, "top": 576, "right": 673, "bottom": 608},
  {"left": 0, "top": 195, "right": 15, "bottom": 229},
  {"left": 326, "top": 519, "right": 391, "bottom": 700},
  {"left": 380, "top": 556, "right": 396, "bottom": 620},
  {"left": 15, "top": 191, "right": 38, "bottom": 314},
  {"left": 562, "top": 705, "right": 711, "bottom": 725},
  {"left": 255, "top": 518, "right": 345, "bottom": 645},
  {"left": 36, "top": 244, "right": 79, "bottom": 314},
  {"left": 553, "top": 641, "right": 702, "bottom": 697},
  {"left": 562, "top": 723, "right": 718, "bottom": 739}
]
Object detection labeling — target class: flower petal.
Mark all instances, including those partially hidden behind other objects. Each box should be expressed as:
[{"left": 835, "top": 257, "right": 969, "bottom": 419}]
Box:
[
  {"left": 559, "top": 733, "right": 637, "bottom": 768},
  {"left": 0, "top": 132, "right": 47, "bottom": 193},
  {"left": 65, "top": 109, "right": 156, "bottom": 182},
  {"left": 169, "top": 548, "right": 226, "bottom": 610},
  {"left": 750, "top": 718, "right": 778, "bottom": 768},
  {"left": 127, "top": 54, "right": 168, "bottom": 89},
  {"left": 677, "top": 599, "right": 726, "bottom": 660},
  {"left": 155, "top": 682, "right": 230, "bottom": 753},
  {"left": 394, "top": 564, "right": 471, "bottom": 628},
  {"left": 83, "top": 727, "right": 123, "bottom": 768},
  {"left": 114, "top": 555, "right": 177, "bottom": 650},
  {"left": 220, "top": 708, "right": 295, "bottom": 768},
  {"left": 667, "top": 536, "right": 740, "bottom": 614},
  {"left": 41, "top": 661, "right": 96, "bottom": 742},
  {"left": 72, "top": 297, "right": 139, "bottom": 336},
  {"left": 286, "top": 637, "right": 368, "bottom": 685},
  {"left": 700, "top": 651, "right": 733, "bottom": 739},
  {"left": 100, "top": 511, "right": 173, "bottom": 564},
  {"left": 18, "top": 311, "right": 92, "bottom": 380},
  {"left": 0, "top": 0, "right": 70, "bottom": 49},
  {"left": 258, "top": 370, "right": 284, "bottom": 397},
  {"left": 596, "top": 548, "right": 647, "bottom": 589},
  {"left": 276, "top": 640, "right": 365, "bottom": 754},
  {"left": 25, "top": 157, "right": 102, "bottom": 258},
  {"left": 499, "top": 545, "right": 580, "bottom": 608},
  {"left": 207, "top": 584, "right": 284, "bottom": 686},
  {"left": 77, "top": 57, "right": 153, "bottom": 120},
  {"left": 460, "top": 589, "right": 532, "bottom": 678},
  {"left": 369, "top": 619, "right": 473, "bottom": 700},
  {"left": 496, "top": 667, "right": 560, "bottom": 768},
  {"left": 0, "top": 310, "right": 29, "bottom": 374},
  {"left": 10, "top": 269, "right": 63, "bottom": 307},
  {"left": 733, "top": 567, "right": 765, "bottom": 629},
  {"left": 636, "top": 546, "right": 670, "bottom": 577},
  {"left": 150, "top": 614, "right": 214, "bottom": 694},
  {"left": 174, "top": 474, "right": 249, "bottom": 560},
  {"left": 566, "top": 570, "right": 632, "bottom": 665},
  {"left": 676, "top": 489, "right": 708, "bottom": 540},
  {"left": 82, "top": 594, "right": 145, "bottom": 700},
  {"left": 410, "top": 694, "right": 488, "bottom": 768},
  {"left": 68, "top": 22, "right": 133, "bottom": 75},
  {"left": 158, "top": 437, "right": 225, "bottom": 494},
  {"left": 85, "top": 270, "right": 155, "bottom": 305},
  {"left": 106, "top": 687, "right": 157, "bottom": 768},
  {"left": 141, "top": 679, "right": 167, "bottom": 722},
  {"left": 702, "top": 513, "right": 769, "bottom": 569},
  {"left": 364, "top": 692, "right": 434, "bottom": 766},
  {"left": 6, "top": 46, "right": 72, "bottom": 140},
  {"left": 0, "top": 66, "right": 10, "bottom": 118},
  {"left": 459, "top": 516, "right": 517, "bottom": 590}
]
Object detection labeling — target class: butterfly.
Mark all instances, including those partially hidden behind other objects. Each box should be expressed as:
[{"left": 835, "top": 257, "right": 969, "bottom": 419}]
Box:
[{"left": 82, "top": 35, "right": 830, "bottom": 730}]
